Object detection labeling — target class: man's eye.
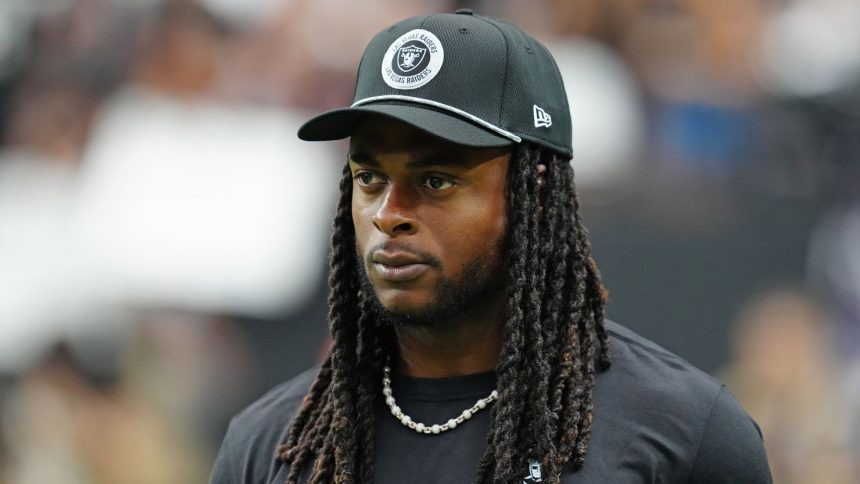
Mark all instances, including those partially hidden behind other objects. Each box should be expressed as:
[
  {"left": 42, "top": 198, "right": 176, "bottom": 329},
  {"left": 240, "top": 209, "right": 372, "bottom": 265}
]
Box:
[
  {"left": 423, "top": 175, "right": 455, "bottom": 190},
  {"left": 354, "top": 172, "right": 383, "bottom": 186}
]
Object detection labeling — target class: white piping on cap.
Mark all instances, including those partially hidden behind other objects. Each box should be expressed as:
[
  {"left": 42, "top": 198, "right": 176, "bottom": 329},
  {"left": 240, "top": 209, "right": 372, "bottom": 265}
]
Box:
[{"left": 351, "top": 95, "right": 522, "bottom": 143}]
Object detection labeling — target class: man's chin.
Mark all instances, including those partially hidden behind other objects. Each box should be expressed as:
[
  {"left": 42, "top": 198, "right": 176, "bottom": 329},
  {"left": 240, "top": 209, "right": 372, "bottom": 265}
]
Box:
[
  {"left": 374, "top": 289, "right": 433, "bottom": 313},
  {"left": 358, "top": 252, "right": 505, "bottom": 329},
  {"left": 367, "top": 291, "right": 449, "bottom": 328},
  {"left": 373, "top": 299, "right": 435, "bottom": 325}
]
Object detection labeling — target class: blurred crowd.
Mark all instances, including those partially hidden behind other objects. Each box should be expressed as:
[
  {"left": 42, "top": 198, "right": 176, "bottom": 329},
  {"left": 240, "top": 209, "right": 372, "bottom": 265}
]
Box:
[{"left": 0, "top": 0, "right": 858, "bottom": 482}]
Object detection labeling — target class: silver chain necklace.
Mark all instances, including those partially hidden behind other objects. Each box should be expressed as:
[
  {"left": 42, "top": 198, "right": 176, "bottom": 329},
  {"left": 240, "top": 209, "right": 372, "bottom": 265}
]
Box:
[{"left": 382, "top": 364, "right": 498, "bottom": 435}]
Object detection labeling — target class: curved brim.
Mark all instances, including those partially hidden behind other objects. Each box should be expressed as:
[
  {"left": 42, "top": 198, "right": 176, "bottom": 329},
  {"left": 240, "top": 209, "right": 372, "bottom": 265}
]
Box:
[{"left": 297, "top": 103, "right": 514, "bottom": 148}]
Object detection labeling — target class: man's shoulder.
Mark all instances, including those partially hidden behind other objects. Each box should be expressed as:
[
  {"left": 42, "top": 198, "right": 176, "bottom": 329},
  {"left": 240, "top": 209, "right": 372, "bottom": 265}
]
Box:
[
  {"left": 585, "top": 321, "right": 770, "bottom": 482},
  {"left": 605, "top": 319, "right": 696, "bottom": 361},
  {"left": 603, "top": 319, "right": 721, "bottom": 397},
  {"left": 233, "top": 366, "right": 319, "bottom": 429},
  {"left": 599, "top": 319, "right": 725, "bottom": 426},
  {"left": 210, "top": 367, "right": 318, "bottom": 484}
]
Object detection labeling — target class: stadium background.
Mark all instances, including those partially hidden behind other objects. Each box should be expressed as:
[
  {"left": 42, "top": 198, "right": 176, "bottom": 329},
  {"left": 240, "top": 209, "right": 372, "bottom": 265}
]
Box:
[{"left": 0, "top": 0, "right": 858, "bottom": 482}]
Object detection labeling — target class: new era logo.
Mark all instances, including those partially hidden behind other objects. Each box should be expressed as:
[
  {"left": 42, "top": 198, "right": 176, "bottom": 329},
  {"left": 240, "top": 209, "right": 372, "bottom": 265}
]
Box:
[{"left": 533, "top": 105, "right": 552, "bottom": 128}]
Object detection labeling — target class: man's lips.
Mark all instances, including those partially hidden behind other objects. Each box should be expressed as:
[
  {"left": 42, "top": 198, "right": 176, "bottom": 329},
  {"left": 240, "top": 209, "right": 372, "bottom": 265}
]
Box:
[{"left": 371, "top": 251, "right": 431, "bottom": 282}]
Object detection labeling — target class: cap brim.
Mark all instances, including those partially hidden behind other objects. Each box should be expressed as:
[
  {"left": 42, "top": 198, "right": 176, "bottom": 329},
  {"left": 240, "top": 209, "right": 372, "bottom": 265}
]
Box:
[{"left": 297, "top": 103, "right": 514, "bottom": 148}]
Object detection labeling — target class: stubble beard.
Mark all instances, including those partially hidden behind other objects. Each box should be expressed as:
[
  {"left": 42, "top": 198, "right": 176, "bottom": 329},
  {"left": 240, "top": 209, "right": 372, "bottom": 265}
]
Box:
[{"left": 357, "top": 241, "right": 506, "bottom": 330}]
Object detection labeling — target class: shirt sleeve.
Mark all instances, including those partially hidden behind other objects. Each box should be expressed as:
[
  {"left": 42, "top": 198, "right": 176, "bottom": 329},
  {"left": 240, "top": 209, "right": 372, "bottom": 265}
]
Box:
[
  {"left": 209, "top": 417, "right": 245, "bottom": 484},
  {"left": 685, "top": 386, "right": 773, "bottom": 483}
]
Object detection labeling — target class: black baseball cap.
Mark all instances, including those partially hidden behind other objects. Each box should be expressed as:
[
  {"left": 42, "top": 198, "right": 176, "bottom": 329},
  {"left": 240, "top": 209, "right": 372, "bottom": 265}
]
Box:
[{"left": 297, "top": 10, "right": 573, "bottom": 158}]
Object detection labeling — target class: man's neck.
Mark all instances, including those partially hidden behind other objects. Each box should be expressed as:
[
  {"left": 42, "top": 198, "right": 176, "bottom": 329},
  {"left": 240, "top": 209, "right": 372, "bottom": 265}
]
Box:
[{"left": 392, "top": 298, "right": 504, "bottom": 378}]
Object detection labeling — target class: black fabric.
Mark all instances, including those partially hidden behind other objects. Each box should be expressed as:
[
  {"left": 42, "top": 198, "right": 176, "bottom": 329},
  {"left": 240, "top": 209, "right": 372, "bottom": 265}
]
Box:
[
  {"left": 210, "top": 321, "right": 772, "bottom": 483},
  {"left": 298, "top": 11, "right": 574, "bottom": 158},
  {"left": 296, "top": 103, "right": 514, "bottom": 149},
  {"left": 483, "top": 15, "right": 572, "bottom": 156}
]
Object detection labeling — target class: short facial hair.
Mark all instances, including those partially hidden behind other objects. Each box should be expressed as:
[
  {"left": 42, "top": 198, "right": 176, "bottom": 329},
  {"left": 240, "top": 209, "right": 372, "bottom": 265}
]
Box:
[{"left": 357, "top": 240, "right": 506, "bottom": 329}]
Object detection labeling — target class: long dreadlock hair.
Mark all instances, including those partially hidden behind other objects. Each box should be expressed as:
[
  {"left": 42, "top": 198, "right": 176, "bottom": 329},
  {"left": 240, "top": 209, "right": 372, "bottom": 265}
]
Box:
[{"left": 276, "top": 141, "right": 611, "bottom": 483}]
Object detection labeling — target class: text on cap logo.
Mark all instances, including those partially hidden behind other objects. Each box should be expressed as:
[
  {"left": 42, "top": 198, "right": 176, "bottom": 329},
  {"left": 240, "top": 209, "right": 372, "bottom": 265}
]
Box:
[{"left": 381, "top": 29, "right": 444, "bottom": 90}]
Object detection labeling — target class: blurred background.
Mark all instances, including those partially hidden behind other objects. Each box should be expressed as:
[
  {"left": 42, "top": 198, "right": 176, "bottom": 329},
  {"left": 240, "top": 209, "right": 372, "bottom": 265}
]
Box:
[{"left": 0, "top": 0, "right": 858, "bottom": 482}]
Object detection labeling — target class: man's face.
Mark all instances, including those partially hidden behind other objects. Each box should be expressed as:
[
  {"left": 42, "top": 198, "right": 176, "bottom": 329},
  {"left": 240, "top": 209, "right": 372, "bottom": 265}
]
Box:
[{"left": 349, "top": 117, "right": 510, "bottom": 326}]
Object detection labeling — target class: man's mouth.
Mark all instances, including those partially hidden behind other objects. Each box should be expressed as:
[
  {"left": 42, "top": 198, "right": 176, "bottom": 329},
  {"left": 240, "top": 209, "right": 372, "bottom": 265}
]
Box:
[{"left": 371, "top": 251, "right": 431, "bottom": 282}]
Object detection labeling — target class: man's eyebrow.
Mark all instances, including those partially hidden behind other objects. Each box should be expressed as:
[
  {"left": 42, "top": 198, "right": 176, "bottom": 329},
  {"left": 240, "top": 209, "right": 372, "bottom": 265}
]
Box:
[{"left": 347, "top": 152, "right": 380, "bottom": 167}]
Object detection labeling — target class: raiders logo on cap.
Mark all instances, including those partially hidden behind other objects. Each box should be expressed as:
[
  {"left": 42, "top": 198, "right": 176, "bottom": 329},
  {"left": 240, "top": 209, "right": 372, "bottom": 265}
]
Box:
[{"left": 381, "top": 29, "right": 444, "bottom": 90}]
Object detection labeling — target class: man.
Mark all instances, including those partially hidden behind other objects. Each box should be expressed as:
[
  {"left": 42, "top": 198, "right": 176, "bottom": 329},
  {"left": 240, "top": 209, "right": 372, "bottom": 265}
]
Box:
[{"left": 211, "top": 10, "right": 772, "bottom": 484}]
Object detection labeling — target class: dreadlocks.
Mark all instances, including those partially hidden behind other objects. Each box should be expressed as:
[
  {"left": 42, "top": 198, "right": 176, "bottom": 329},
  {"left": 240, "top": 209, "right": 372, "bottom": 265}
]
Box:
[{"left": 276, "top": 142, "right": 611, "bottom": 483}]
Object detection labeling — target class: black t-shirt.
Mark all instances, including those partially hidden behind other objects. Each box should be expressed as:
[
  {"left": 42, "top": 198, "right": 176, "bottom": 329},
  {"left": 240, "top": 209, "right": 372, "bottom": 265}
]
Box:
[{"left": 210, "top": 321, "right": 772, "bottom": 483}]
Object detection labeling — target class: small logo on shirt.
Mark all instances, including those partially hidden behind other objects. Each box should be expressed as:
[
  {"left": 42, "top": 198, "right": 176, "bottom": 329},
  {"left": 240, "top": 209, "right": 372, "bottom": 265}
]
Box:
[
  {"left": 523, "top": 458, "right": 543, "bottom": 483},
  {"left": 533, "top": 105, "right": 552, "bottom": 128}
]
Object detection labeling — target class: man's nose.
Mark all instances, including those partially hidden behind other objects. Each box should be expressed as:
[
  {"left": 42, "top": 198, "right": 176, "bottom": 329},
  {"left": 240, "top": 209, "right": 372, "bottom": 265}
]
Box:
[{"left": 371, "top": 184, "right": 418, "bottom": 237}]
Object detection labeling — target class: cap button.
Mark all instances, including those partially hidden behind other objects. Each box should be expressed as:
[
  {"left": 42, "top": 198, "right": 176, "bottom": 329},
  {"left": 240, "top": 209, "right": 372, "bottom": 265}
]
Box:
[{"left": 455, "top": 8, "right": 474, "bottom": 15}]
